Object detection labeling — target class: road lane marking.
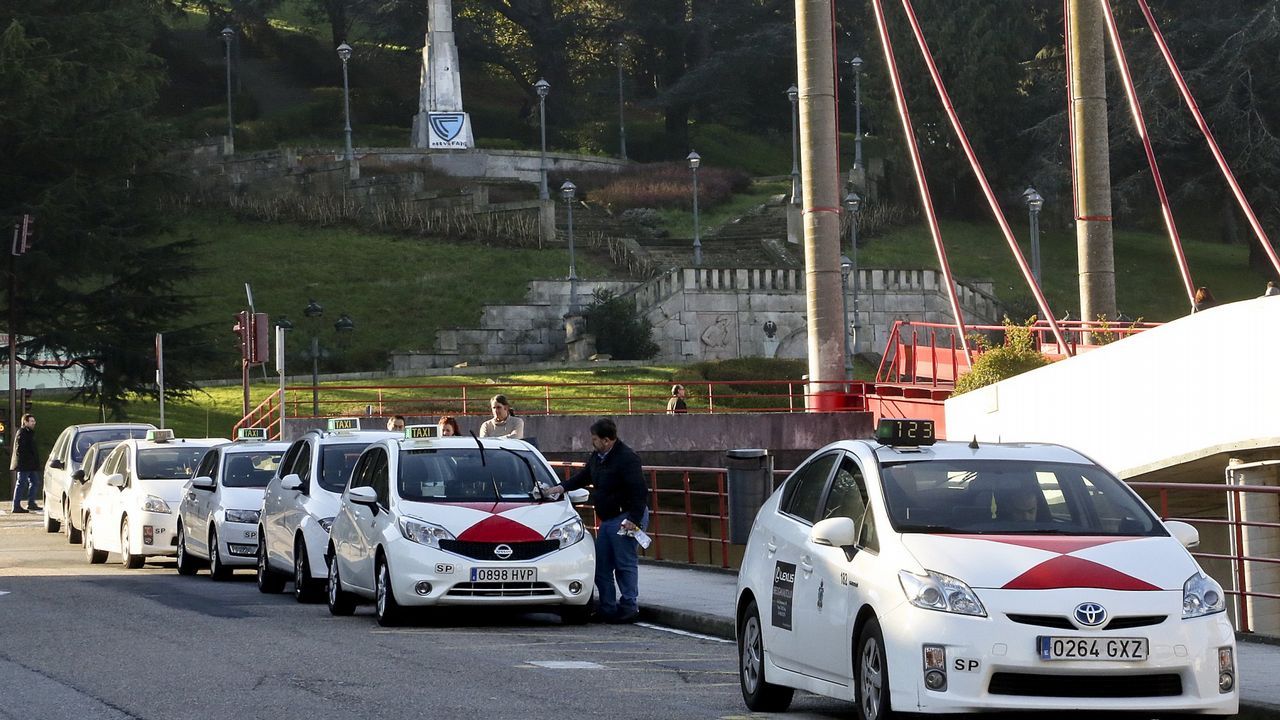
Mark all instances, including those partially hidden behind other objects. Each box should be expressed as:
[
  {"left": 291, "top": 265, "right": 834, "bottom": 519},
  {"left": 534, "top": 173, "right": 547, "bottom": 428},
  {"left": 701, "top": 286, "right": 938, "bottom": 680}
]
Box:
[
  {"left": 636, "top": 622, "right": 733, "bottom": 643},
  {"left": 525, "top": 660, "right": 605, "bottom": 669},
  {"left": 0, "top": 591, "right": 10, "bottom": 597}
]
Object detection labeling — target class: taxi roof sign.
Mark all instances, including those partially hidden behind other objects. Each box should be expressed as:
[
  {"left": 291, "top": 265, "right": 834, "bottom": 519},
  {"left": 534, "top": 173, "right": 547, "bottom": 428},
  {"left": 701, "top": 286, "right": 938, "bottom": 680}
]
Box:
[
  {"left": 145, "top": 428, "right": 175, "bottom": 443},
  {"left": 236, "top": 427, "right": 269, "bottom": 441},
  {"left": 405, "top": 425, "right": 438, "bottom": 440},
  {"left": 875, "top": 418, "right": 936, "bottom": 447},
  {"left": 327, "top": 417, "right": 360, "bottom": 432}
]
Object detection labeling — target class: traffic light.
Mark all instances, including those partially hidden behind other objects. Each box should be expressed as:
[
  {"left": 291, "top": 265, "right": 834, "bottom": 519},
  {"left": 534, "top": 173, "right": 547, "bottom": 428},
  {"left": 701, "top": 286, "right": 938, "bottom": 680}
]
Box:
[
  {"left": 11, "top": 214, "right": 33, "bottom": 256},
  {"left": 21, "top": 388, "right": 32, "bottom": 412},
  {"left": 232, "top": 311, "right": 250, "bottom": 360},
  {"left": 250, "top": 312, "right": 269, "bottom": 364}
]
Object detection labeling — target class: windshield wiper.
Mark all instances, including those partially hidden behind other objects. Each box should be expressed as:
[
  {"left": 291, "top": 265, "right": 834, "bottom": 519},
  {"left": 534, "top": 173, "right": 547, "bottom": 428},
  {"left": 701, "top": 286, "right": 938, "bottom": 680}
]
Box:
[
  {"left": 498, "top": 448, "right": 549, "bottom": 501},
  {"left": 896, "top": 524, "right": 965, "bottom": 533}
]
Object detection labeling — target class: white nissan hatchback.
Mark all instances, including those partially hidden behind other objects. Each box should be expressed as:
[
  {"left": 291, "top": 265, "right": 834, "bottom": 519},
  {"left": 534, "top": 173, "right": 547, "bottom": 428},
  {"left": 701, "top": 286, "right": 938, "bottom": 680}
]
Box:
[
  {"left": 735, "top": 420, "right": 1237, "bottom": 719},
  {"left": 326, "top": 427, "right": 594, "bottom": 626}
]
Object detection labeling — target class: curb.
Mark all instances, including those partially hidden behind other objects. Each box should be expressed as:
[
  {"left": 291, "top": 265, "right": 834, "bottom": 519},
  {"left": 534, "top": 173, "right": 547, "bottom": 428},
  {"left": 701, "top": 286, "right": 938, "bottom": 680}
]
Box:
[{"left": 641, "top": 604, "right": 735, "bottom": 641}]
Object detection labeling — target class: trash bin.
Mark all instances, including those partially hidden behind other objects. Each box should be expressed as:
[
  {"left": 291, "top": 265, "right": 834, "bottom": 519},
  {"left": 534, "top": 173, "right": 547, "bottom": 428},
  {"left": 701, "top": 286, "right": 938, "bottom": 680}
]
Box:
[{"left": 727, "top": 448, "right": 774, "bottom": 544}]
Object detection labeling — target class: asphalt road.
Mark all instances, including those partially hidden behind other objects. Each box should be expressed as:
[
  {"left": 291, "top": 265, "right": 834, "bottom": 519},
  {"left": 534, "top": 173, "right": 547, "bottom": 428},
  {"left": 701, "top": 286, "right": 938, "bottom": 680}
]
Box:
[{"left": 0, "top": 513, "right": 855, "bottom": 720}]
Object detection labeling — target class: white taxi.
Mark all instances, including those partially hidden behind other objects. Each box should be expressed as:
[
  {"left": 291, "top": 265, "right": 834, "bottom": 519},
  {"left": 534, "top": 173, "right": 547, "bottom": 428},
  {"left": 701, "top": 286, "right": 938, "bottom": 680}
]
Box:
[
  {"left": 42, "top": 422, "right": 154, "bottom": 534},
  {"left": 175, "top": 429, "right": 288, "bottom": 579},
  {"left": 83, "top": 430, "right": 229, "bottom": 568},
  {"left": 326, "top": 426, "right": 594, "bottom": 626},
  {"left": 257, "top": 418, "right": 398, "bottom": 601},
  {"left": 736, "top": 419, "right": 1237, "bottom": 719}
]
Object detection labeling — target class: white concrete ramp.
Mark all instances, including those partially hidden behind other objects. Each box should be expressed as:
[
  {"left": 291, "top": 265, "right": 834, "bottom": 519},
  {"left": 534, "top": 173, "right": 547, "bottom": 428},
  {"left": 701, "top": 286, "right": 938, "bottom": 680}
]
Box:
[{"left": 946, "top": 296, "right": 1280, "bottom": 480}]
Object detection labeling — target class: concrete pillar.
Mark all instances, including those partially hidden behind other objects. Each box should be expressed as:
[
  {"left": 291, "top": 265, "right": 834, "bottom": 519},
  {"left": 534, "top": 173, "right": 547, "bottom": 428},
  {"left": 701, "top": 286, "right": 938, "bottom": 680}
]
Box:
[
  {"left": 1227, "top": 458, "right": 1280, "bottom": 635},
  {"left": 539, "top": 199, "right": 555, "bottom": 247}
]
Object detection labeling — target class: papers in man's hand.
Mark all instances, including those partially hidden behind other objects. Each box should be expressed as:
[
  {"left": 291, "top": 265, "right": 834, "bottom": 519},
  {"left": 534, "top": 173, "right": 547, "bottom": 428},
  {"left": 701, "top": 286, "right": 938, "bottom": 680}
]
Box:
[{"left": 617, "top": 525, "right": 653, "bottom": 549}]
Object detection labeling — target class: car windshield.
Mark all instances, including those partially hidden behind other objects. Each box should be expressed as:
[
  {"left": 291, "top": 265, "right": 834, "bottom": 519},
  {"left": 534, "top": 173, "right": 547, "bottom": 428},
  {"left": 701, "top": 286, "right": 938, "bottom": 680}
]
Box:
[
  {"left": 74, "top": 428, "right": 150, "bottom": 463},
  {"left": 397, "top": 448, "right": 556, "bottom": 503},
  {"left": 136, "top": 447, "right": 208, "bottom": 480},
  {"left": 221, "top": 451, "right": 284, "bottom": 488},
  {"left": 318, "top": 443, "right": 366, "bottom": 493},
  {"left": 880, "top": 459, "right": 1164, "bottom": 537}
]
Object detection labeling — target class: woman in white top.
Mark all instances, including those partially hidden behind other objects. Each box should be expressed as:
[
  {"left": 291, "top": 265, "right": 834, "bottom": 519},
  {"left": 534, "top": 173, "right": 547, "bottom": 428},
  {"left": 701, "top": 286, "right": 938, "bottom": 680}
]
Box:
[{"left": 479, "top": 394, "right": 524, "bottom": 438}]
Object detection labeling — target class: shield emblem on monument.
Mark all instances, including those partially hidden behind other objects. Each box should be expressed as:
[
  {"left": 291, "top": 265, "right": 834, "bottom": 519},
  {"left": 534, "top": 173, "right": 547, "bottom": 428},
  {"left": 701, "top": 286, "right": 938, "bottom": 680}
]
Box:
[{"left": 429, "top": 113, "right": 466, "bottom": 142}]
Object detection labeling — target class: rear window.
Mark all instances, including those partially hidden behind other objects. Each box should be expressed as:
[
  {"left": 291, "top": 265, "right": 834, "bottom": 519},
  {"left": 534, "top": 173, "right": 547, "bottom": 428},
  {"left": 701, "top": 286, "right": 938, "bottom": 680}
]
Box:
[
  {"left": 880, "top": 459, "right": 1163, "bottom": 537},
  {"left": 136, "top": 447, "right": 207, "bottom": 480},
  {"left": 88, "top": 443, "right": 121, "bottom": 475},
  {"left": 398, "top": 448, "right": 555, "bottom": 502},
  {"left": 74, "top": 428, "right": 150, "bottom": 463},
  {"left": 221, "top": 451, "right": 284, "bottom": 488},
  {"left": 317, "top": 444, "right": 366, "bottom": 493}
]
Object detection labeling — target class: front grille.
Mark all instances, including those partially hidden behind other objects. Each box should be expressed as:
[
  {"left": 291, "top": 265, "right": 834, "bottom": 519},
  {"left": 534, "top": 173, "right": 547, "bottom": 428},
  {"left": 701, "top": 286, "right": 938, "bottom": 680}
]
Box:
[
  {"left": 1104, "top": 615, "right": 1167, "bottom": 630},
  {"left": 439, "top": 539, "right": 559, "bottom": 561},
  {"left": 227, "top": 543, "right": 256, "bottom": 557},
  {"left": 1007, "top": 614, "right": 1075, "bottom": 630},
  {"left": 447, "top": 582, "right": 557, "bottom": 598},
  {"left": 989, "top": 672, "right": 1182, "bottom": 698}
]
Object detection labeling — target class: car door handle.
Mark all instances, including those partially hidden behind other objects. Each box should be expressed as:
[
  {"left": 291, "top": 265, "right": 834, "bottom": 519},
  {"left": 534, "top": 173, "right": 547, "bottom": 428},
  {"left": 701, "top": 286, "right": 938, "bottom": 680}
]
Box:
[
  {"left": 799, "top": 557, "right": 814, "bottom": 574},
  {"left": 766, "top": 541, "right": 778, "bottom": 553}
]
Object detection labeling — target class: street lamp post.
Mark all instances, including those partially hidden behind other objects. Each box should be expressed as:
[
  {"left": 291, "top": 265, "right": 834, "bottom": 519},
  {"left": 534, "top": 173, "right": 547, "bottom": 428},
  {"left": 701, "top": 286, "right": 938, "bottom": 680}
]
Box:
[
  {"left": 221, "top": 27, "right": 235, "bottom": 147},
  {"left": 844, "top": 192, "right": 862, "bottom": 354},
  {"left": 336, "top": 43, "right": 354, "bottom": 166},
  {"left": 787, "top": 85, "right": 801, "bottom": 205},
  {"left": 688, "top": 151, "right": 702, "bottom": 267},
  {"left": 850, "top": 56, "right": 864, "bottom": 170},
  {"left": 1023, "top": 186, "right": 1044, "bottom": 286},
  {"left": 840, "top": 255, "right": 853, "bottom": 381},
  {"left": 303, "top": 300, "right": 323, "bottom": 416},
  {"left": 616, "top": 43, "right": 627, "bottom": 161},
  {"left": 535, "top": 79, "right": 550, "bottom": 200},
  {"left": 561, "top": 180, "right": 578, "bottom": 312}
]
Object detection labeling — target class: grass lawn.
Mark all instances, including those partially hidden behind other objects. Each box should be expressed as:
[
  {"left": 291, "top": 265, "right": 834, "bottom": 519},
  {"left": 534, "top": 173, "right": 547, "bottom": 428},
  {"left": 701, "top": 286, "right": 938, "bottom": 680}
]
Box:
[{"left": 653, "top": 179, "right": 792, "bottom": 239}]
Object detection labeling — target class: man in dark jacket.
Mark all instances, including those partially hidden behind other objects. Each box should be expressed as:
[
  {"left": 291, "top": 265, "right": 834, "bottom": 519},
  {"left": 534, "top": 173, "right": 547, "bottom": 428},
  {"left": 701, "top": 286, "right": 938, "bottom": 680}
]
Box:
[
  {"left": 10, "top": 413, "right": 41, "bottom": 513},
  {"left": 547, "top": 417, "right": 648, "bottom": 623}
]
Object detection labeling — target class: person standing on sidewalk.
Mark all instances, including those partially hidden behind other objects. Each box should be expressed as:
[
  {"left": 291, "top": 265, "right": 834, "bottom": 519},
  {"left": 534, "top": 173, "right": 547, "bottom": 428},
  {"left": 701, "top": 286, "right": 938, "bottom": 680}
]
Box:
[
  {"left": 666, "top": 384, "right": 688, "bottom": 414},
  {"left": 546, "top": 417, "right": 648, "bottom": 623},
  {"left": 10, "top": 414, "right": 41, "bottom": 513},
  {"left": 479, "top": 394, "right": 524, "bottom": 439}
]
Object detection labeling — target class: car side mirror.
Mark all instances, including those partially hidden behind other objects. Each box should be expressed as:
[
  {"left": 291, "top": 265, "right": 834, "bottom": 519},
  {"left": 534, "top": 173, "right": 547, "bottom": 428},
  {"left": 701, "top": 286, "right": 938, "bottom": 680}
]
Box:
[
  {"left": 567, "top": 488, "right": 590, "bottom": 504},
  {"left": 348, "top": 486, "right": 378, "bottom": 507},
  {"left": 1164, "top": 520, "right": 1200, "bottom": 549},
  {"left": 281, "top": 474, "right": 303, "bottom": 492},
  {"left": 810, "top": 517, "right": 858, "bottom": 548},
  {"left": 49, "top": 459, "right": 65, "bottom": 470},
  {"left": 191, "top": 476, "right": 216, "bottom": 491},
  {"left": 73, "top": 470, "right": 86, "bottom": 483},
  {"left": 106, "top": 473, "right": 125, "bottom": 489}
]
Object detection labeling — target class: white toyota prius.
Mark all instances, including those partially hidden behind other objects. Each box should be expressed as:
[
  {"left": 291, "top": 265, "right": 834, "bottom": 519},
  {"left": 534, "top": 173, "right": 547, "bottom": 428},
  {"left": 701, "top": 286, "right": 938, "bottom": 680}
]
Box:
[
  {"left": 326, "top": 427, "right": 595, "bottom": 626},
  {"left": 736, "top": 419, "right": 1237, "bottom": 719}
]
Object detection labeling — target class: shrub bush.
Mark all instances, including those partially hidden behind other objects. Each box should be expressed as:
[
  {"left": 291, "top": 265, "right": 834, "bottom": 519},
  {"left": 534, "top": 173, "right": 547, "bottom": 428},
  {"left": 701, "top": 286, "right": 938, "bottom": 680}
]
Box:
[
  {"left": 586, "top": 163, "right": 751, "bottom": 211},
  {"left": 584, "top": 289, "right": 659, "bottom": 360},
  {"left": 952, "top": 317, "right": 1051, "bottom": 395}
]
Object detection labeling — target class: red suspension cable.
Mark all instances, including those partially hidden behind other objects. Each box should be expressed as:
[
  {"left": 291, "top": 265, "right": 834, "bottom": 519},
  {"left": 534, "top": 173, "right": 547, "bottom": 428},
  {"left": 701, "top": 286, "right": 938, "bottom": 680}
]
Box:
[
  {"left": 898, "top": 0, "right": 1072, "bottom": 356},
  {"left": 1099, "top": 0, "right": 1196, "bottom": 308},
  {"left": 1136, "top": 0, "right": 1280, "bottom": 279},
  {"left": 870, "top": 0, "right": 971, "bottom": 366},
  {"left": 1064, "top": 0, "right": 1081, "bottom": 220}
]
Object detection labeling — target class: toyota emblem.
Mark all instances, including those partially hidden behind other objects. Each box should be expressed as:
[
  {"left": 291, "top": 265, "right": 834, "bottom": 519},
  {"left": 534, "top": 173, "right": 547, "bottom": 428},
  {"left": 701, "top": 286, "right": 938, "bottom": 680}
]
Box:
[
  {"left": 1073, "top": 602, "right": 1108, "bottom": 627},
  {"left": 494, "top": 544, "right": 513, "bottom": 560}
]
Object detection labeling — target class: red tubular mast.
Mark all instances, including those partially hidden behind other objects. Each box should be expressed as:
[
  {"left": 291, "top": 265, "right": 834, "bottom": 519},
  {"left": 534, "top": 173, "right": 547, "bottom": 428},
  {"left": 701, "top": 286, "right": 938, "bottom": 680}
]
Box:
[
  {"left": 870, "top": 0, "right": 972, "bottom": 367},
  {"left": 1135, "top": 0, "right": 1280, "bottom": 279},
  {"left": 898, "top": 0, "right": 1072, "bottom": 356},
  {"left": 1099, "top": 0, "right": 1196, "bottom": 308}
]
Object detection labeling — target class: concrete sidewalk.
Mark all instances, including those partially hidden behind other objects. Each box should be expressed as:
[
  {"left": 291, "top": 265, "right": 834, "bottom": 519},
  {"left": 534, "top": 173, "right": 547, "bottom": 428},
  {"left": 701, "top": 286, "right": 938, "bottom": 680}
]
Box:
[{"left": 636, "top": 562, "right": 1280, "bottom": 717}]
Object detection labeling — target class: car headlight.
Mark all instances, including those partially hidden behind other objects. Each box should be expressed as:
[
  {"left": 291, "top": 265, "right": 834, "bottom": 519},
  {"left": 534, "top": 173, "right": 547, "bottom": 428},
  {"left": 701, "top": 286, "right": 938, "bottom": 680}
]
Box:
[
  {"left": 318, "top": 516, "right": 335, "bottom": 532},
  {"left": 545, "top": 517, "right": 585, "bottom": 548},
  {"left": 143, "top": 495, "right": 171, "bottom": 514},
  {"left": 398, "top": 516, "right": 454, "bottom": 548},
  {"left": 899, "top": 569, "right": 987, "bottom": 617},
  {"left": 225, "top": 509, "right": 260, "bottom": 525},
  {"left": 1183, "top": 571, "right": 1226, "bottom": 618}
]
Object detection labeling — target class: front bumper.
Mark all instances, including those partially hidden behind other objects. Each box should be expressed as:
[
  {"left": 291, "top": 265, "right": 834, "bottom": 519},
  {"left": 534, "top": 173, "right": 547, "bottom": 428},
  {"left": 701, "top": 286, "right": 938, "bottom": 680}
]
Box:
[
  {"left": 882, "top": 590, "right": 1238, "bottom": 715},
  {"left": 217, "top": 520, "right": 261, "bottom": 567},
  {"left": 383, "top": 537, "right": 594, "bottom": 608},
  {"left": 134, "top": 511, "right": 179, "bottom": 557}
]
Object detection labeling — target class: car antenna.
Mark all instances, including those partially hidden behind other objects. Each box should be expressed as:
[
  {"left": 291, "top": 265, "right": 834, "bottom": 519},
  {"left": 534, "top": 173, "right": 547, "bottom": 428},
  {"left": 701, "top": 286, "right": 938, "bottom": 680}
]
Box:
[
  {"left": 470, "top": 430, "right": 486, "bottom": 466},
  {"left": 969, "top": 436, "right": 980, "bottom": 450}
]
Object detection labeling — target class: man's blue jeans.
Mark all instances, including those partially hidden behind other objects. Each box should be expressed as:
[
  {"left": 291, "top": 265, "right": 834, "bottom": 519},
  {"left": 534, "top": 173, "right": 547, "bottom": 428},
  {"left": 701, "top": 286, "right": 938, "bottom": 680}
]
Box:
[
  {"left": 594, "top": 511, "right": 648, "bottom": 617},
  {"left": 11, "top": 470, "right": 41, "bottom": 511}
]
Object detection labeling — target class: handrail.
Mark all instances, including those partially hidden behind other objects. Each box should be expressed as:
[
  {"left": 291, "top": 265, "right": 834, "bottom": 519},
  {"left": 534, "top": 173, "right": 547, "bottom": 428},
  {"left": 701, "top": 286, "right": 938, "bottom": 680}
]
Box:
[{"left": 232, "top": 388, "right": 283, "bottom": 440}]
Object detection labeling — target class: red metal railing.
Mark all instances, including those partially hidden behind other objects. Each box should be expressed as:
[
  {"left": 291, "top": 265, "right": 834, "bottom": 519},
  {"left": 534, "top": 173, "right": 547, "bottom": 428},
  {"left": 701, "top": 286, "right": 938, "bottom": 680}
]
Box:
[{"left": 231, "top": 388, "right": 284, "bottom": 440}]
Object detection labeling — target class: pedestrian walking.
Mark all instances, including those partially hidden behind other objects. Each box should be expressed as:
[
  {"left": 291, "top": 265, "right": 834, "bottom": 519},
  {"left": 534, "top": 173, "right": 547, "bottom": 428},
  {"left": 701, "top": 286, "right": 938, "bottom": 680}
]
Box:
[
  {"left": 10, "top": 414, "right": 41, "bottom": 513},
  {"left": 546, "top": 417, "right": 648, "bottom": 623},
  {"left": 479, "top": 394, "right": 524, "bottom": 439},
  {"left": 666, "top": 384, "right": 688, "bottom": 414}
]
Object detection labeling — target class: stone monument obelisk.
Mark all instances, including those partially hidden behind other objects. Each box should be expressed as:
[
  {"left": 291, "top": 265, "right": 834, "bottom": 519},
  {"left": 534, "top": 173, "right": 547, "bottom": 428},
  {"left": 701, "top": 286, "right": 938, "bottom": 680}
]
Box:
[{"left": 411, "top": 0, "right": 474, "bottom": 149}]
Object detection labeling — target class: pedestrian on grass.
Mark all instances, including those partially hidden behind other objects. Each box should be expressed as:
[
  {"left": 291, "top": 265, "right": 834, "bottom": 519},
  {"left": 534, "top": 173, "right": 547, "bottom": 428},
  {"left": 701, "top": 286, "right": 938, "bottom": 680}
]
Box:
[
  {"left": 479, "top": 394, "right": 524, "bottom": 439},
  {"left": 545, "top": 418, "right": 648, "bottom": 623},
  {"left": 666, "top": 384, "right": 688, "bottom": 414},
  {"left": 10, "top": 414, "right": 41, "bottom": 514}
]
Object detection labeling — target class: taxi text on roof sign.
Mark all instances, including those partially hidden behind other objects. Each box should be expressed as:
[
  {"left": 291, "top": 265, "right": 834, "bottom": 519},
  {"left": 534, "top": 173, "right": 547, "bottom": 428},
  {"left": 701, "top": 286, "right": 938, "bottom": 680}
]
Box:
[
  {"left": 237, "top": 427, "right": 268, "bottom": 441},
  {"left": 406, "top": 425, "right": 438, "bottom": 439},
  {"left": 145, "top": 428, "right": 175, "bottom": 443},
  {"left": 875, "top": 418, "right": 936, "bottom": 446},
  {"left": 327, "top": 417, "right": 360, "bottom": 432}
]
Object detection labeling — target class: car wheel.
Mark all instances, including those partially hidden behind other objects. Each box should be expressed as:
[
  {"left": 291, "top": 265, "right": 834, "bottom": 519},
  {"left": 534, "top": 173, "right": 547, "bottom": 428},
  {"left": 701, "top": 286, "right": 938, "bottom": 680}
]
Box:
[
  {"left": 294, "top": 537, "right": 322, "bottom": 603},
  {"left": 84, "top": 516, "right": 107, "bottom": 564},
  {"left": 208, "top": 528, "right": 232, "bottom": 581},
  {"left": 44, "top": 502, "right": 60, "bottom": 533},
  {"left": 176, "top": 523, "right": 199, "bottom": 576},
  {"left": 558, "top": 603, "right": 591, "bottom": 625},
  {"left": 326, "top": 552, "right": 356, "bottom": 617},
  {"left": 120, "top": 519, "right": 144, "bottom": 569},
  {"left": 738, "top": 598, "right": 794, "bottom": 712},
  {"left": 257, "top": 536, "right": 286, "bottom": 593},
  {"left": 65, "top": 499, "right": 81, "bottom": 544},
  {"left": 375, "top": 557, "right": 405, "bottom": 627},
  {"left": 856, "top": 617, "right": 894, "bottom": 720}
]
